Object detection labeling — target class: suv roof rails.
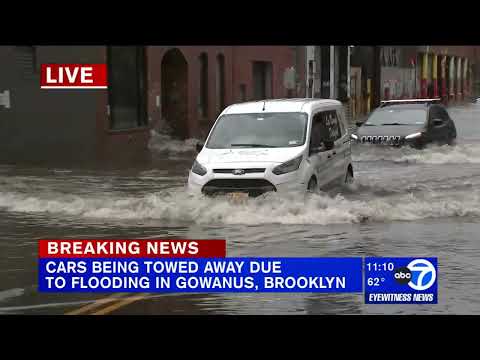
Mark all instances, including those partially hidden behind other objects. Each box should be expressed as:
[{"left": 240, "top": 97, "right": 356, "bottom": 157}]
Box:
[{"left": 380, "top": 98, "right": 442, "bottom": 108}]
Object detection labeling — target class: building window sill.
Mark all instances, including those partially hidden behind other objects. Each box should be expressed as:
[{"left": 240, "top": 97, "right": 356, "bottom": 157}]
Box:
[{"left": 107, "top": 126, "right": 150, "bottom": 135}]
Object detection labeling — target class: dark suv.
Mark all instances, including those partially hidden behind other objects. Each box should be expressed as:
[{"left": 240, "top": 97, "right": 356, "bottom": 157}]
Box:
[{"left": 352, "top": 100, "right": 457, "bottom": 149}]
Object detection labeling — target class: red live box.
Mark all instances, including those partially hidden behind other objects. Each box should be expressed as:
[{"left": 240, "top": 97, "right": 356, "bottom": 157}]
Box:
[
  {"left": 38, "top": 239, "right": 226, "bottom": 258},
  {"left": 40, "top": 64, "right": 107, "bottom": 89}
]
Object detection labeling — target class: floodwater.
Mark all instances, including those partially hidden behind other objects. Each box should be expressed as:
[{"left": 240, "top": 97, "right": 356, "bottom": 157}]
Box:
[{"left": 1, "top": 104, "right": 480, "bottom": 314}]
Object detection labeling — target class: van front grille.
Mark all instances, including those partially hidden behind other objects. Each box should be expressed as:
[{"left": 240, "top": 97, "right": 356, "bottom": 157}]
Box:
[
  {"left": 213, "top": 168, "right": 265, "bottom": 174},
  {"left": 202, "top": 179, "right": 276, "bottom": 197}
]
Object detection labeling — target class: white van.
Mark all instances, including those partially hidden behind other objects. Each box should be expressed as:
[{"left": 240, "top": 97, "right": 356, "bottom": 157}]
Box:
[{"left": 187, "top": 98, "right": 354, "bottom": 197}]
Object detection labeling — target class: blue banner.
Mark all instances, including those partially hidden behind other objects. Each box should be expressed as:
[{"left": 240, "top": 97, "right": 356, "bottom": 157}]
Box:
[
  {"left": 38, "top": 257, "right": 363, "bottom": 293},
  {"left": 364, "top": 257, "right": 438, "bottom": 304}
]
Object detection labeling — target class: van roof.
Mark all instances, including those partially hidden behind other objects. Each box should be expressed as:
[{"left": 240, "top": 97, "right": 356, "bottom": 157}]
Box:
[{"left": 223, "top": 98, "right": 342, "bottom": 115}]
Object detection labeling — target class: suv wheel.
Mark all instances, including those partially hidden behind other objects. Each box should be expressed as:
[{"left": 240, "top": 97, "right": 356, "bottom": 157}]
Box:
[
  {"left": 307, "top": 177, "right": 317, "bottom": 193},
  {"left": 345, "top": 169, "right": 354, "bottom": 184}
]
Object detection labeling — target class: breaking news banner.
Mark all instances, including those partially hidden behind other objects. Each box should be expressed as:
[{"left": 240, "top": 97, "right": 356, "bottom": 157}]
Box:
[
  {"left": 40, "top": 64, "right": 108, "bottom": 89},
  {"left": 37, "top": 240, "right": 363, "bottom": 293},
  {"left": 364, "top": 257, "right": 438, "bottom": 304}
]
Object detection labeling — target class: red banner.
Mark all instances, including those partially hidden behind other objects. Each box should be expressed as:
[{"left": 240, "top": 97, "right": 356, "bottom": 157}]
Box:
[
  {"left": 40, "top": 64, "right": 107, "bottom": 89},
  {"left": 38, "top": 239, "right": 226, "bottom": 258}
]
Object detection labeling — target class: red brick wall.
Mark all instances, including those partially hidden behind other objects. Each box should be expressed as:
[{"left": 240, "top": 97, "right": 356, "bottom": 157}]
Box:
[
  {"left": 147, "top": 46, "right": 299, "bottom": 139},
  {"left": 231, "top": 46, "right": 297, "bottom": 101}
]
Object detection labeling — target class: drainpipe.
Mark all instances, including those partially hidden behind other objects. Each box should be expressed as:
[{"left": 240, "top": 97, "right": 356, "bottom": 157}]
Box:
[
  {"left": 457, "top": 57, "right": 462, "bottom": 101},
  {"left": 347, "top": 46, "right": 351, "bottom": 99},
  {"left": 330, "top": 45, "right": 335, "bottom": 99},
  {"left": 451, "top": 56, "right": 455, "bottom": 102},
  {"left": 421, "top": 49, "right": 428, "bottom": 98},
  {"left": 441, "top": 55, "right": 447, "bottom": 104},
  {"left": 464, "top": 58, "right": 469, "bottom": 98},
  {"left": 432, "top": 54, "right": 438, "bottom": 98}
]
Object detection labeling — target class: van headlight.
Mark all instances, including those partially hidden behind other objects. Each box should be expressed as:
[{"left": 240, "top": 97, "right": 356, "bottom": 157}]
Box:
[
  {"left": 272, "top": 155, "right": 303, "bottom": 175},
  {"left": 191, "top": 160, "right": 207, "bottom": 176},
  {"left": 405, "top": 132, "right": 422, "bottom": 140},
  {"left": 351, "top": 134, "right": 358, "bottom": 140}
]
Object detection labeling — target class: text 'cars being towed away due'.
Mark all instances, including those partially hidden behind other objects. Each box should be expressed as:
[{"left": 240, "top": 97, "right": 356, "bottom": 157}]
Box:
[
  {"left": 187, "top": 98, "right": 355, "bottom": 198},
  {"left": 352, "top": 99, "right": 457, "bottom": 149}
]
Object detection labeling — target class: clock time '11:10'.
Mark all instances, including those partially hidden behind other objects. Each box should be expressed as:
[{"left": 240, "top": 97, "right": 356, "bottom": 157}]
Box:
[{"left": 366, "top": 262, "right": 394, "bottom": 272}]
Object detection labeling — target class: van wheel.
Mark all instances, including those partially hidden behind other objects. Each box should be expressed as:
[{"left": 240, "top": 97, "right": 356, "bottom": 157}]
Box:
[
  {"left": 447, "top": 137, "right": 457, "bottom": 146},
  {"left": 307, "top": 177, "right": 317, "bottom": 193},
  {"left": 345, "top": 168, "right": 354, "bottom": 185}
]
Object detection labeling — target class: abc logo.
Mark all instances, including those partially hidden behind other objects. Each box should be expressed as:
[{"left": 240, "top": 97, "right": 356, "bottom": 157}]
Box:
[{"left": 394, "top": 267, "right": 412, "bottom": 284}]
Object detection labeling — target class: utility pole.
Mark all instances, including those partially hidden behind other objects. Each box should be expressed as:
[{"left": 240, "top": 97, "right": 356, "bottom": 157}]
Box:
[{"left": 373, "top": 46, "right": 381, "bottom": 108}]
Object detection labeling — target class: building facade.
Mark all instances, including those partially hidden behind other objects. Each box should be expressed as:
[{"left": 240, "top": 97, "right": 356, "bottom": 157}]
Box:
[
  {"left": 347, "top": 46, "right": 480, "bottom": 121},
  {"left": 0, "top": 46, "right": 305, "bottom": 164},
  {"left": 304, "top": 46, "right": 351, "bottom": 122},
  {"left": 379, "top": 46, "right": 480, "bottom": 105}
]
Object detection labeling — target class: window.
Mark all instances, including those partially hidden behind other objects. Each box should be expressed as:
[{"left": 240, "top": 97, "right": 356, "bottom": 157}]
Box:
[
  {"left": 199, "top": 53, "right": 209, "bottom": 119},
  {"left": 429, "top": 105, "right": 449, "bottom": 124},
  {"left": 310, "top": 110, "right": 341, "bottom": 150},
  {"left": 216, "top": 54, "right": 226, "bottom": 113},
  {"left": 16, "top": 46, "right": 37, "bottom": 76},
  {"left": 437, "top": 107, "right": 450, "bottom": 121},
  {"left": 252, "top": 61, "right": 273, "bottom": 100},
  {"left": 239, "top": 84, "right": 247, "bottom": 102},
  {"left": 336, "top": 110, "right": 346, "bottom": 136},
  {"left": 320, "top": 46, "right": 331, "bottom": 98},
  {"left": 206, "top": 112, "right": 308, "bottom": 149},
  {"left": 307, "top": 60, "right": 314, "bottom": 98},
  {"left": 366, "top": 108, "right": 427, "bottom": 126},
  {"left": 325, "top": 111, "right": 342, "bottom": 141},
  {"left": 338, "top": 47, "right": 349, "bottom": 101},
  {"left": 310, "top": 113, "right": 326, "bottom": 149},
  {"left": 107, "top": 46, "right": 147, "bottom": 130}
]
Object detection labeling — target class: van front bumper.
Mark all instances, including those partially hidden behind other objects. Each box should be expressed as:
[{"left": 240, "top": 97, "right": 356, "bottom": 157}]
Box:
[{"left": 187, "top": 170, "right": 306, "bottom": 197}]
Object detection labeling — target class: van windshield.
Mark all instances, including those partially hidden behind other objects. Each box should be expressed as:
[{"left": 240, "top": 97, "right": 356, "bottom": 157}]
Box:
[{"left": 206, "top": 112, "right": 308, "bottom": 149}]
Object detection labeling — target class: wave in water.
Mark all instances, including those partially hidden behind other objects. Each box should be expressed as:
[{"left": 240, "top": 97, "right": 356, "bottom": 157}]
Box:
[
  {"left": 353, "top": 143, "right": 480, "bottom": 164},
  {"left": 0, "top": 288, "right": 24, "bottom": 303},
  {"left": 148, "top": 130, "right": 200, "bottom": 153},
  {"left": 1, "top": 187, "right": 479, "bottom": 225}
]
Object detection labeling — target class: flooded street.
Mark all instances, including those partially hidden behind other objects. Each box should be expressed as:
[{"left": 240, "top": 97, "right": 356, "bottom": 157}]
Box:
[{"left": 1, "top": 104, "right": 480, "bottom": 314}]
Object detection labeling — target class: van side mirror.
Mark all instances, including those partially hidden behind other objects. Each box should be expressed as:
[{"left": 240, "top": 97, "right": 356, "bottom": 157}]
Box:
[
  {"left": 323, "top": 140, "right": 335, "bottom": 150},
  {"left": 196, "top": 141, "right": 204, "bottom": 153},
  {"left": 355, "top": 116, "right": 368, "bottom": 127}
]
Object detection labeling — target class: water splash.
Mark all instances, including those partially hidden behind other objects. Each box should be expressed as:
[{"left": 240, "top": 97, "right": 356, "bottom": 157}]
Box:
[
  {"left": 148, "top": 130, "right": 200, "bottom": 154},
  {"left": 353, "top": 143, "right": 480, "bottom": 164},
  {"left": 0, "top": 288, "right": 24, "bottom": 303},
  {"left": 1, "top": 186, "right": 479, "bottom": 225}
]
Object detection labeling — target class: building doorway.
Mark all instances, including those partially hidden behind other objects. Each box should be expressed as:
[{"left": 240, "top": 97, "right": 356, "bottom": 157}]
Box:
[
  {"left": 161, "top": 48, "right": 188, "bottom": 139},
  {"left": 252, "top": 61, "right": 273, "bottom": 100}
]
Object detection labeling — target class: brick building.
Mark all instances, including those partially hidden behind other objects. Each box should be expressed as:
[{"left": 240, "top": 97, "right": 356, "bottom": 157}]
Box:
[
  {"left": 150, "top": 46, "right": 305, "bottom": 139},
  {"left": 0, "top": 46, "right": 305, "bottom": 164}
]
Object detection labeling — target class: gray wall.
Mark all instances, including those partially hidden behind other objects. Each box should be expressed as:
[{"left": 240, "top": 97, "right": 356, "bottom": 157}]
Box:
[{"left": 0, "top": 46, "right": 105, "bottom": 164}]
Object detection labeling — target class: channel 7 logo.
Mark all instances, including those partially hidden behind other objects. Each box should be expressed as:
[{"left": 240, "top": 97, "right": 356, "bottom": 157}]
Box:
[{"left": 394, "top": 259, "right": 437, "bottom": 291}]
